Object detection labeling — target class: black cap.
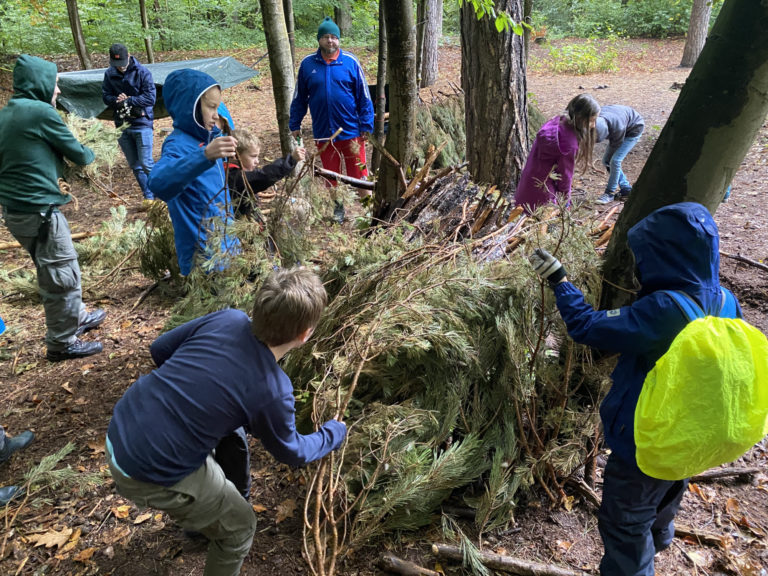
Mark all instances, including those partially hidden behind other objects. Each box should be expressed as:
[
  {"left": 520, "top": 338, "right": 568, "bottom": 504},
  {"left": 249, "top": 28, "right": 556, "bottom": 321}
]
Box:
[{"left": 109, "top": 43, "right": 129, "bottom": 67}]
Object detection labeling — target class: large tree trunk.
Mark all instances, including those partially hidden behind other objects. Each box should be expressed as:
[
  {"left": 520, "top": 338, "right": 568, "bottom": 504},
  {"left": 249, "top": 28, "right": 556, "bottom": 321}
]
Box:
[
  {"left": 681, "top": 0, "right": 712, "bottom": 67},
  {"left": 65, "top": 0, "right": 92, "bottom": 69},
  {"left": 139, "top": 0, "right": 155, "bottom": 63},
  {"left": 282, "top": 0, "right": 296, "bottom": 71},
  {"left": 375, "top": 0, "right": 417, "bottom": 218},
  {"left": 371, "top": 6, "right": 388, "bottom": 175},
  {"left": 418, "top": 0, "right": 442, "bottom": 87},
  {"left": 602, "top": 0, "right": 768, "bottom": 308},
  {"left": 334, "top": 3, "right": 352, "bottom": 37},
  {"left": 259, "top": 0, "right": 296, "bottom": 156},
  {"left": 460, "top": 0, "right": 528, "bottom": 198}
]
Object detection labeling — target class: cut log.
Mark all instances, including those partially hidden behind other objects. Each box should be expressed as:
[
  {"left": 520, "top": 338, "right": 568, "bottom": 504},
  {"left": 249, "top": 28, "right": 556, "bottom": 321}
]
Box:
[
  {"left": 0, "top": 231, "right": 93, "bottom": 251},
  {"left": 379, "top": 553, "right": 441, "bottom": 576},
  {"left": 313, "top": 166, "right": 375, "bottom": 190},
  {"left": 690, "top": 466, "right": 762, "bottom": 483},
  {"left": 431, "top": 543, "right": 588, "bottom": 576},
  {"left": 594, "top": 224, "right": 614, "bottom": 248}
]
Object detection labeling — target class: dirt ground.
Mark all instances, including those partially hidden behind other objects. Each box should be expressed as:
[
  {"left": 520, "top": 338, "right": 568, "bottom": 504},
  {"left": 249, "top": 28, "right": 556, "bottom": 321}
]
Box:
[{"left": 1, "top": 38, "right": 767, "bottom": 575}]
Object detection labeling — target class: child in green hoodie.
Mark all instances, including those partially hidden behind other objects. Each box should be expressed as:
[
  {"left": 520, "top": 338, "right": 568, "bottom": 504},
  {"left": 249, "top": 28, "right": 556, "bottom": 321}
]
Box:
[{"left": 0, "top": 54, "right": 106, "bottom": 361}]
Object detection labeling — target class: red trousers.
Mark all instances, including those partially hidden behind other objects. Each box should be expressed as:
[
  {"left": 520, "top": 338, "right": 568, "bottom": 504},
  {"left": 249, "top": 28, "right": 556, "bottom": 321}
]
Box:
[{"left": 317, "top": 136, "right": 368, "bottom": 187}]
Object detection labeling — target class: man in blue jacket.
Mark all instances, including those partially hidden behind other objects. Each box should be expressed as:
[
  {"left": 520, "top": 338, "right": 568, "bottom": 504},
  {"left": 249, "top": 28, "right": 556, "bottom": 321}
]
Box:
[
  {"left": 102, "top": 43, "right": 156, "bottom": 200},
  {"left": 106, "top": 267, "right": 347, "bottom": 576},
  {"left": 529, "top": 202, "right": 741, "bottom": 576},
  {"left": 289, "top": 17, "right": 374, "bottom": 222}
]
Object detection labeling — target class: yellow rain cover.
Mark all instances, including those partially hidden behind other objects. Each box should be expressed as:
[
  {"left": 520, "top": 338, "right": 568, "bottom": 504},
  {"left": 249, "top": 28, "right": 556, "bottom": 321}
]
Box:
[{"left": 635, "top": 317, "right": 768, "bottom": 481}]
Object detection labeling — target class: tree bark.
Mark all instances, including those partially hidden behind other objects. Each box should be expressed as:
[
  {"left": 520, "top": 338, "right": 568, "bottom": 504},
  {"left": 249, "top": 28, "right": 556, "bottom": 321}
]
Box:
[
  {"left": 523, "top": 0, "right": 533, "bottom": 61},
  {"left": 601, "top": 0, "right": 768, "bottom": 309},
  {"left": 681, "top": 0, "right": 712, "bottom": 67},
  {"left": 372, "top": 6, "right": 388, "bottom": 174},
  {"left": 259, "top": 0, "right": 297, "bottom": 157},
  {"left": 152, "top": 0, "right": 169, "bottom": 51},
  {"left": 282, "top": 0, "right": 296, "bottom": 72},
  {"left": 419, "top": 0, "right": 442, "bottom": 87},
  {"left": 65, "top": 0, "right": 92, "bottom": 69},
  {"left": 432, "top": 544, "right": 588, "bottom": 576},
  {"left": 460, "top": 0, "right": 528, "bottom": 198},
  {"left": 139, "top": 0, "right": 155, "bottom": 63},
  {"left": 334, "top": 3, "right": 352, "bottom": 37},
  {"left": 375, "top": 0, "right": 417, "bottom": 219}
]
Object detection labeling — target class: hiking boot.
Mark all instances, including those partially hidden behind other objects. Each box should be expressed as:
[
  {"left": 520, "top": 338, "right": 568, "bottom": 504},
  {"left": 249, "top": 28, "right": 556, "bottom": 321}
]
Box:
[
  {"left": 46, "top": 339, "right": 103, "bottom": 362},
  {"left": 333, "top": 201, "right": 345, "bottom": 224},
  {"left": 595, "top": 192, "right": 616, "bottom": 204},
  {"left": 618, "top": 186, "right": 632, "bottom": 199},
  {"left": 75, "top": 309, "right": 106, "bottom": 336},
  {"left": 0, "top": 430, "right": 34, "bottom": 465},
  {"left": 0, "top": 486, "right": 22, "bottom": 506}
]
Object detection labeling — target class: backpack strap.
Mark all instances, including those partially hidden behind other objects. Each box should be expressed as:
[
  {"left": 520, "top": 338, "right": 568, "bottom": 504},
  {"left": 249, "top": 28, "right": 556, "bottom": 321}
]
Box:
[
  {"left": 659, "top": 290, "right": 705, "bottom": 322},
  {"left": 718, "top": 287, "right": 740, "bottom": 319}
]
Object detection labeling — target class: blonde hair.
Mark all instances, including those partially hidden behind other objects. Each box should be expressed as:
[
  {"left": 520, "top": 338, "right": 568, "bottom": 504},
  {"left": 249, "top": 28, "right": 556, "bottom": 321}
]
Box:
[
  {"left": 564, "top": 93, "right": 600, "bottom": 173},
  {"left": 251, "top": 267, "right": 328, "bottom": 346},
  {"left": 232, "top": 128, "right": 261, "bottom": 156}
]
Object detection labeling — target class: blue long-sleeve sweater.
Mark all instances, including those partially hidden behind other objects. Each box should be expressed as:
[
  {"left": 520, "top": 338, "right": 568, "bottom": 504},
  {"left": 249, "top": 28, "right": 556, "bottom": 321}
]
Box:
[{"left": 107, "top": 309, "right": 346, "bottom": 486}]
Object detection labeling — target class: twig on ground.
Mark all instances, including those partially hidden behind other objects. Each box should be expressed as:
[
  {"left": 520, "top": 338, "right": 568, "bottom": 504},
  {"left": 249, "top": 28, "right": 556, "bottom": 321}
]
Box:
[
  {"left": 431, "top": 543, "right": 589, "bottom": 576},
  {"left": 719, "top": 251, "right": 768, "bottom": 273},
  {"left": 379, "top": 553, "right": 441, "bottom": 576}
]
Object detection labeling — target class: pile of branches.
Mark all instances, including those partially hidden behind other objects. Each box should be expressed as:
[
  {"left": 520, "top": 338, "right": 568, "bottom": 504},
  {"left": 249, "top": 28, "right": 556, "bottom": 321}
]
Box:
[{"left": 284, "top": 205, "right": 609, "bottom": 575}]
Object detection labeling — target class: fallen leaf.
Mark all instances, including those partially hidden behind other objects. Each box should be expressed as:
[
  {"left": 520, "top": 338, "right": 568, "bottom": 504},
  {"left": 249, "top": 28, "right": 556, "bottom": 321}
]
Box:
[
  {"left": 87, "top": 441, "right": 105, "bottom": 454},
  {"left": 686, "top": 550, "right": 709, "bottom": 567},
  {"left": 689, "top": 482, "right": 714, "bottom": 503},
  {"left": 556, "top": 540, "right": 573, "bottom": 552},
  {"left": 120, "top": 321, "right": 133, "bottom": 329},
  {"left": 112, "top": 504, "right": 131, "bottom": 519},
  {"left": 275, "top": 498, "right": 296, "bottom": 524},
  {"left": 73, "top": 547, "right": 96, "bottom": 563},
  {"left": 55, "top": 528, "right": 82, "bottom": 558},
  {"left": 252, "top": 504, "right": 267, "bottom": 513},
  {"left": 134, "top": 512, "right": 153, "bottom": 525},
  {"left": 562, "top": 494, "right": 575, "bottom": 511},
  {"left": 28, "top": 527, "right": 73, "bottom": 549},
  {"left": 61, "top": 382, "right": 73, "bottom": 394}
]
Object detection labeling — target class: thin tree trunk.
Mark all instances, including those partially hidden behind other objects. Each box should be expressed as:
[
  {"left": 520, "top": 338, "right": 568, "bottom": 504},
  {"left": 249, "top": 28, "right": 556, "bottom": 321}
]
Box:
[
  {"left": 139, "top": 0, "right": 155, "bottom": 63},
  {"left": 375, "top": 0, "right": 417, "bottom": 219},
  {"left": 372, "top": 7, "right": 388, "bottom": 174},
  {"left": 152, "top": 0, "right": 168, "bottom": 51},
  {"left": 681, "top": 0, "right": 712, "bottom": 67},
  {"left": 461, "top": 0, "right": 528, "bottom": 197},
  {"left": 420, "top": 0, "right": 442, "bottom": 87},
  {"left": 65, "top": 0, "right": 92, "bottom": 69},
  {"left": 416, "top": 0, "right": 426, "bottom": 87},
  {"left": 602, "top": 0, "right": 768, "bottom": 309},
  {"left": 523, "top": 0, "right": 533, "bottom": 61},
  {"left": 334, "top": 3, "right": 352, "bottom": 37},
  {"left": 259, "top": 0, "right": 296, "bottom": 157},
  {"left": 282, "top": 0, "right": 296, "bottom": 72}
]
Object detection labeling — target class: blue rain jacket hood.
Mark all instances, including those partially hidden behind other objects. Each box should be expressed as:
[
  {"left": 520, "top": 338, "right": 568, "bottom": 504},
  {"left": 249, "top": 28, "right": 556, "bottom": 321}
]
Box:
[
  {"left": 147, "top": 69, "right": 239, "bottom": 275},
  {"left": 552, "top": 202, "right": 741, "bottom": 465}
]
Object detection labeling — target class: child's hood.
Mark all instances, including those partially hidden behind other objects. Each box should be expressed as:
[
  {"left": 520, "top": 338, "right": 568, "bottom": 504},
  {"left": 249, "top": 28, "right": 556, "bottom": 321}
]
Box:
[
  {"left": 12, "top": 54, "right": 57, "bottom": 104},
  {"left": 539, "top": 116, "right": 571, "bottom": 155},
  {"left": 163, "top": 69, "right": 221, "bottom": 141},
  {"left": 628, "top": 202, "right": 721, "bottom": 310}
]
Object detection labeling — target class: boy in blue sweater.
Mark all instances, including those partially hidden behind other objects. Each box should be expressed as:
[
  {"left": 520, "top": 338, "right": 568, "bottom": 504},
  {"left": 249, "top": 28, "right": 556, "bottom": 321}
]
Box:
[
  {"left": 106, "top": 267, "right": 346, "bottom": 576},
  {"left": 529, "top": 202, "right": 741, "bottom": 576}
]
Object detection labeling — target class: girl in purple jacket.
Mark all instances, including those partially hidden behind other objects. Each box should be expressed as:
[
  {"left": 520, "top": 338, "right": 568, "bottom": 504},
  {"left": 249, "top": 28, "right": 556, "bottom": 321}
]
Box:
[{"left": 514, "top": 94, "right": 600, "bottom": 213}]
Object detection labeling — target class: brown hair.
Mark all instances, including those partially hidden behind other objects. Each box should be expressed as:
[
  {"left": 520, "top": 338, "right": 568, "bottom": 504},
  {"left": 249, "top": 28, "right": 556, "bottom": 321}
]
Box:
[
  {"left": 251, "top": 267, "right": 328, "bottom": 346},
  {"left": 232, "top": 127, "right": 261, "bottom": 156},
  {"left": 564, "top": 93, "right": 600, "bottom": 172}
]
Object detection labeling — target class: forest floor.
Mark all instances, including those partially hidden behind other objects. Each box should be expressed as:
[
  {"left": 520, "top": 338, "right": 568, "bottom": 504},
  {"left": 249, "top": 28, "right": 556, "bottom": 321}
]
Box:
[{"left": 1, "top": 38, "right": 767, "bottom": 575}]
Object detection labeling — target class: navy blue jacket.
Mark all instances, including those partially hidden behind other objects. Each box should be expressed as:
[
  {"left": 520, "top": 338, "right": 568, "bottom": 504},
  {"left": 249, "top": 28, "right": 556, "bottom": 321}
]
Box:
[
  {"left": 148, "top": 69, "right": 238, "bottom": 276},
  {"left": 101, "top": 56, "right": 155, "bottom": 129},
  {"left": 553, "top": 202, "right": 741, "bottom": 464},
  {"left": 289, "top": 49, "right": 374, "bottom": 141},
  {"left": 107, "top": 309, "right": 347, "bottom": 486}
]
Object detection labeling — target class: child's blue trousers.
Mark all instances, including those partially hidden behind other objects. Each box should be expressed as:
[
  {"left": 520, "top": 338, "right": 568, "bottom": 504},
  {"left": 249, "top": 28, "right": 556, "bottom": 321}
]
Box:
[{"left": 599, "top": 453, "right": 688, "bottom": 576}]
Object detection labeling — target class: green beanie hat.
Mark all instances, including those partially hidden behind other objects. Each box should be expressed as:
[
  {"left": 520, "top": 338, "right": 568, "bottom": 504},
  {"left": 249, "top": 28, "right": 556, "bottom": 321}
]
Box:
[{"left": 317, "top": 17, "right": 340, "bottom": 40}]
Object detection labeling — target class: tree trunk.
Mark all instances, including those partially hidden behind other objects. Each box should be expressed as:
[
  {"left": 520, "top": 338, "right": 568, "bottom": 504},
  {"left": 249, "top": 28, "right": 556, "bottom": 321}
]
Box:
[
  {"left": 259, "top": 0, "right": 296, "bottom": 157},
  {"left": 375, "top": 0, "right": 417, "bottom": 218},
  {"left": 523, "top": 0, "right": 533, "bottom": 61},
  {"left": 139, "top": 0, "right": 155, "bottom": 63},
  {"left": 601, "top": 0, "right": 768, "bottom": 309},
  {"left": 416, "top": 0, "right": 425, "bottom": 87},
  {"left": 65, "top": 0, "right": 92, "bottom": 69},
  {"left": 419, "top": 0, "right": 442, "bottom": 87},
  {"left": 152, "top": 0, "right": 168, "bottom": 51},
  {"left": 282, "top": 0, "right": 296, "bottom": 72},
  {"left": 460, "top": 0, "right": 528, "bottom": 198},
  {"left": 334, "top": 3, "right": 352, "bottom": 37},
  {"left": 681, "top": 0, "right": 712, "bottom": 67},
  {"left": 372, "top": 6, "right": 388, "bottom": 174}
]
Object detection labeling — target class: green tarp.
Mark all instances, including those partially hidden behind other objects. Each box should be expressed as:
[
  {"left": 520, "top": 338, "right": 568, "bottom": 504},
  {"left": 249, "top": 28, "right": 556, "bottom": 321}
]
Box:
[{"left": 57, "top": 56, "right": 258, "bottom": 120}]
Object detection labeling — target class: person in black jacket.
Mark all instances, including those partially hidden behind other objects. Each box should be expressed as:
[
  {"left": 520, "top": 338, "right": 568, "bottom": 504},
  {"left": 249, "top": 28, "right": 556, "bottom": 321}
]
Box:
[
  {"left": 227, "top": 128, "right": 305, "bottom": 220},
  {"left": 102, "top": 43, "right": 156, "bottom": 200}
]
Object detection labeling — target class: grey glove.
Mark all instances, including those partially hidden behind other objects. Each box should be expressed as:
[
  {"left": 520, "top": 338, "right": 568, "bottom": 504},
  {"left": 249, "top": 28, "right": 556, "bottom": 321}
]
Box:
[{"left": 528, "top": 249, "right": 567, "bottom": 286}]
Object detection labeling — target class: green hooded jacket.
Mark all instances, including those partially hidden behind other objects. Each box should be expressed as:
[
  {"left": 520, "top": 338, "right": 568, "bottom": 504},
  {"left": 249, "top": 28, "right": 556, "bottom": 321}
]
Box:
[{"left": 0, "top": 54, "right": 94, "bottom": 213}]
